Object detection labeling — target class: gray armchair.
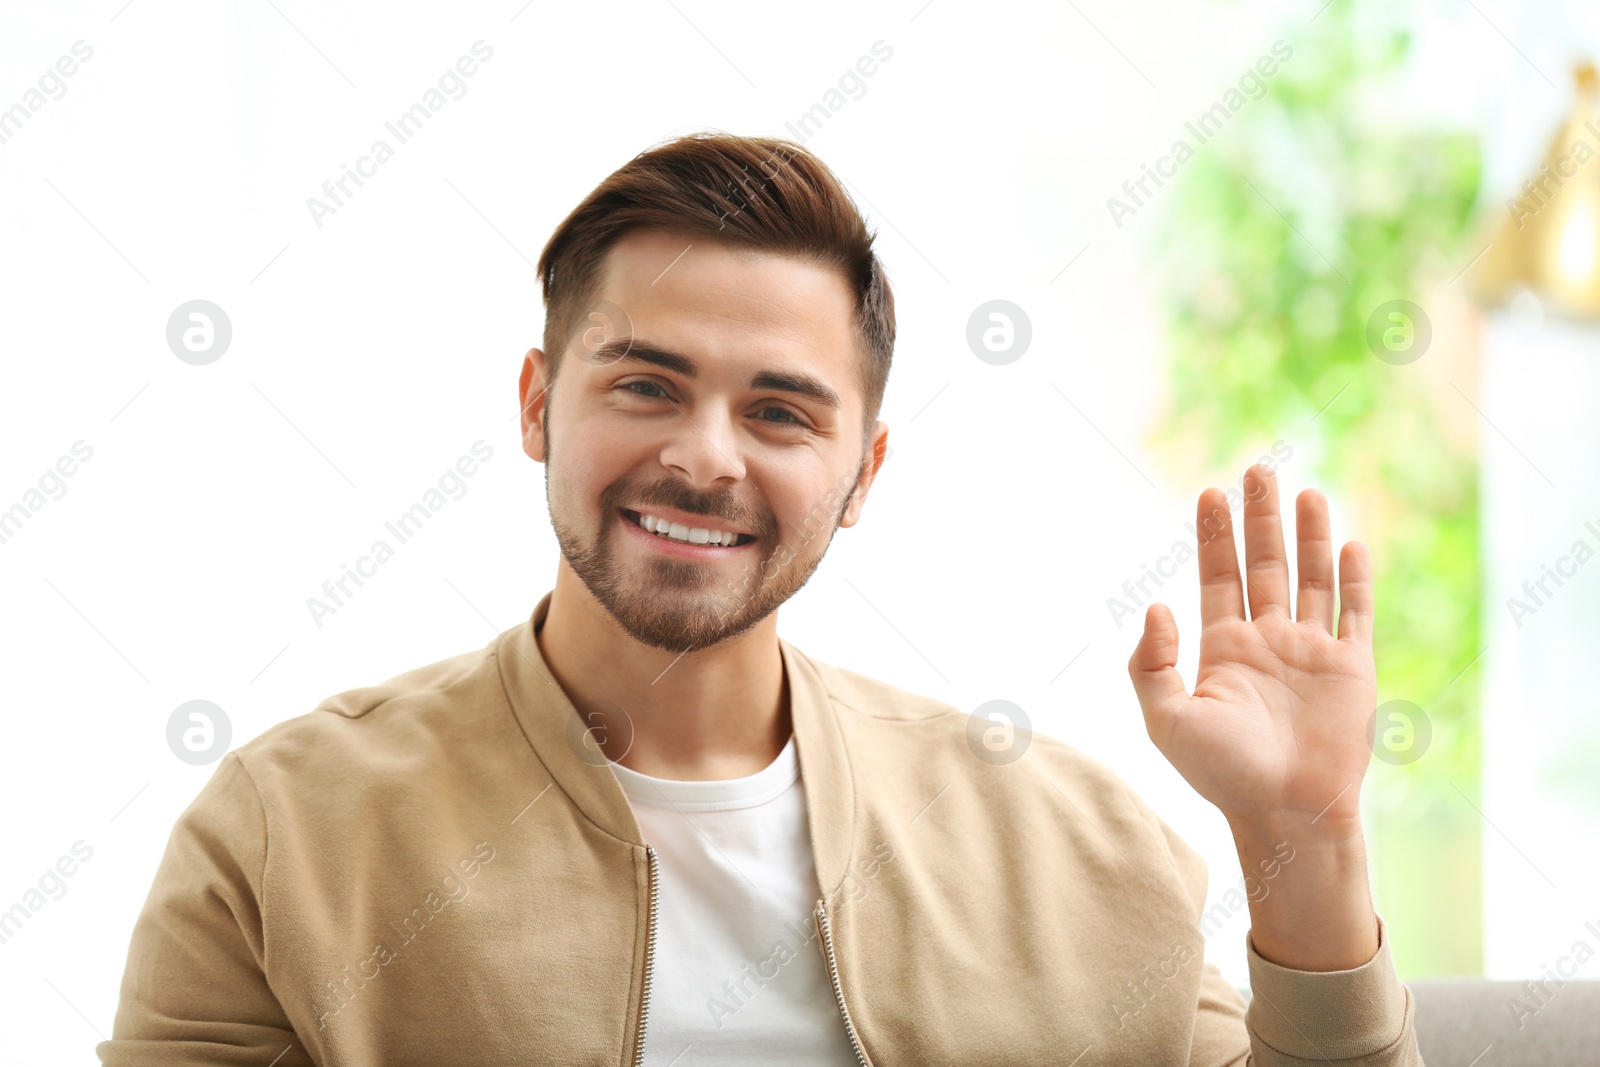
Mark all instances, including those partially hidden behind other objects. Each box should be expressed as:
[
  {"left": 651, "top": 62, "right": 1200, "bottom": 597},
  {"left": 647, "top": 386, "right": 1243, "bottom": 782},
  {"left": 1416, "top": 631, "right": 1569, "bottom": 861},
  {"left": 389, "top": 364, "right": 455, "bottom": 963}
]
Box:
[
  {"left": 1236, "top": 979, "right": 1600, "bottom": 1063},
  {"left": 1409, "top": 979, "right": 1600, "bottom": 1065}
]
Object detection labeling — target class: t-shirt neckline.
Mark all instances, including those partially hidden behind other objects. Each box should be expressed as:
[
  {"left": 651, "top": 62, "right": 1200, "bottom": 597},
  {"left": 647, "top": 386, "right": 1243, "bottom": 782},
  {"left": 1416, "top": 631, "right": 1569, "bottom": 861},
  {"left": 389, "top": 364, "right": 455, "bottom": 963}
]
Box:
[{"left": 608, "top": 733, "right": 799, "bottom": 811}]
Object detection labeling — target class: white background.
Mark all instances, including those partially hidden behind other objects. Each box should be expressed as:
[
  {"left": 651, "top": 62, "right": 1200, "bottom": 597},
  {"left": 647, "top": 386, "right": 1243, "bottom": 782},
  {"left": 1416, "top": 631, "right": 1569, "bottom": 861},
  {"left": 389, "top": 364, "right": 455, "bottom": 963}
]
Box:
[{"left": 1, "top": 0, "right": 1596, "bottom": 1060}]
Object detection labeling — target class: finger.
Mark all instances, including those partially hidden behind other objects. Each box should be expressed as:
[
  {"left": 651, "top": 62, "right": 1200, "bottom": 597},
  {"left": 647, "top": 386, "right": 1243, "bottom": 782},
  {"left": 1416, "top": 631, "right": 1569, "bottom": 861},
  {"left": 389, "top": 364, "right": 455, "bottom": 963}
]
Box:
[
  {"left": 1294, "top": 489, "right": 1336, "bottom": 634},
  {"left": 1241, "top": 464, "right": 1291, "bottom": 620},
  {"left": 1196, "top": 487, "right": 1246, "bottom": 628},
  {"left": 1337, "top": 540, "right": 1374, "bottom": 644},
  {"left": 1127, "top": 603, "right": 1189, "bottom": 734}
]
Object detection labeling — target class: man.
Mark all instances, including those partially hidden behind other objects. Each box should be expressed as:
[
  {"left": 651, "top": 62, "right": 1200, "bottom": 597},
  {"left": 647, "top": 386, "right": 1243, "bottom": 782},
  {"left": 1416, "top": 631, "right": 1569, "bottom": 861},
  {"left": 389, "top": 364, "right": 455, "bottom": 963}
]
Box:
[{"left": 100, "top": 133, "right": 1422, "bottom": 1065}]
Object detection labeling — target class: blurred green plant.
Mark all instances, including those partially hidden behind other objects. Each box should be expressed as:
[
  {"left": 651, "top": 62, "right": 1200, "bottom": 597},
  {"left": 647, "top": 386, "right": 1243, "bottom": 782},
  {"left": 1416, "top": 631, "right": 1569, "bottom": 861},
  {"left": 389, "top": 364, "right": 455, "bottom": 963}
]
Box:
[{"left": 1150, "top": 3, "right": 1485, "bottom": 975}]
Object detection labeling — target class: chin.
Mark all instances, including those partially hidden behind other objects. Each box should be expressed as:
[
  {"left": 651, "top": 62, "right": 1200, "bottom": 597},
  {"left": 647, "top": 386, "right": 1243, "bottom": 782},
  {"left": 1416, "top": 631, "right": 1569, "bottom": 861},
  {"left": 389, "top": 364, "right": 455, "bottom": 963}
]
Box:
[
  {"left": 553, "top": 506, "right": 828, "bottom": 654},
  {"left": 605, "top": 591, "right": 775, "bottom": 653}
]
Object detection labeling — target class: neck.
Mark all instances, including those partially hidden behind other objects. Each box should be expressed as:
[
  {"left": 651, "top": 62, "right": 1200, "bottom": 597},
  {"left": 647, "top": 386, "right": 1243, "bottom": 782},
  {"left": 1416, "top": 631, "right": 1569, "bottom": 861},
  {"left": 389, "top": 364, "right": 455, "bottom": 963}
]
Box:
[{"left": 534, "top": 563, "right": 789, "bottom": 781}]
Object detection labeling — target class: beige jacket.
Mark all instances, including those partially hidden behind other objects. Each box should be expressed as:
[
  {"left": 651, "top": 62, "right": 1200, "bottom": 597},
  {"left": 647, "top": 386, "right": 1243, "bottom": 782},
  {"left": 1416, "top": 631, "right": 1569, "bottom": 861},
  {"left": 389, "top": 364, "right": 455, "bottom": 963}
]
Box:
[{"left": 100, "top": 592, "right": 1421, "bottom": 1065}]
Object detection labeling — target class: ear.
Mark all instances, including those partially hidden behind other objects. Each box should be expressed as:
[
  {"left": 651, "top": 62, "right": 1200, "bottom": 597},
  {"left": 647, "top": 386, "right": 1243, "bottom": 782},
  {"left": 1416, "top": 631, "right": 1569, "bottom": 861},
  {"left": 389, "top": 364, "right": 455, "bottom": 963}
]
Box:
[
  {"left": 518, "top": 347, "right": 551, "bottom": 463},
  {"left": 839, "top": 421, "right": 890, "bottom": 529}
]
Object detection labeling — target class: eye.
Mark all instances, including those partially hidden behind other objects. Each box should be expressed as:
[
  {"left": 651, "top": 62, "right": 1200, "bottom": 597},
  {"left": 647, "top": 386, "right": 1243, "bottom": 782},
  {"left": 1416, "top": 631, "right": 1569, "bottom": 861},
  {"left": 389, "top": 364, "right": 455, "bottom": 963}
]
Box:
[
  {"left": 621, "top": 380, "right": 672, "bottom": 400},
  {"left": 756, "top": 405, "right": 806, "bottom": 427}
]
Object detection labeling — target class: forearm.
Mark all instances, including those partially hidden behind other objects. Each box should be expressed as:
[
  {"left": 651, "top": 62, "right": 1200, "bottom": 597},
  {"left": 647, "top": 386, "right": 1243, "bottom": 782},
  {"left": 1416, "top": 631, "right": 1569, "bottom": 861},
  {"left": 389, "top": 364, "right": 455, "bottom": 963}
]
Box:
[{"left": 1227, "top": 813, "right": 1379, "bottom": 972}]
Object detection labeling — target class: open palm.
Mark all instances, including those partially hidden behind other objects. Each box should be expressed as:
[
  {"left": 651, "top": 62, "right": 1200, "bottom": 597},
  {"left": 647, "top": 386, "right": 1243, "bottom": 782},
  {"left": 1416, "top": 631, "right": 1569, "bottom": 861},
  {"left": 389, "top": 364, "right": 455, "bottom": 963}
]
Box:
[{"left": 1128, "top": 465, "right": 1377, "bottom": 830}]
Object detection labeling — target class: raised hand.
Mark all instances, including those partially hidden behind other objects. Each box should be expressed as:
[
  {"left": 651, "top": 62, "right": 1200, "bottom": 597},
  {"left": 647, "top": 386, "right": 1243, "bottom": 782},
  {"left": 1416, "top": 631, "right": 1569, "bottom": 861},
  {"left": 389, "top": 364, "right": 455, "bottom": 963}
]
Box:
[
  {"left": 1127, "top": 463, "right": 1377, "bottom": 834},
  {"left": 1126, "top": 464, "right": 1385, "bottom": 971}
]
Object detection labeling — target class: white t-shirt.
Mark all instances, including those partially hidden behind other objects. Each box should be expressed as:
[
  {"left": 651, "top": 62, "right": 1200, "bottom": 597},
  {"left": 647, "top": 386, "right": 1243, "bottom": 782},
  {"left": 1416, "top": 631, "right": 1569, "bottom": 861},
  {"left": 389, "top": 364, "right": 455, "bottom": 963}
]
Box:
[{"left": 608, "top": 735, "right": 858, "bottom": 1065}]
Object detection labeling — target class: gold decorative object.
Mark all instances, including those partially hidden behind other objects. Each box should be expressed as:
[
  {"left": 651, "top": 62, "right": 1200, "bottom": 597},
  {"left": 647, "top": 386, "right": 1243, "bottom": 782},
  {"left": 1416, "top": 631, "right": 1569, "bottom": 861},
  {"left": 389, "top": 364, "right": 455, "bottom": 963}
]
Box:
[{"left": 1472, "top": 63, "right": 1600, "bottom": 319}]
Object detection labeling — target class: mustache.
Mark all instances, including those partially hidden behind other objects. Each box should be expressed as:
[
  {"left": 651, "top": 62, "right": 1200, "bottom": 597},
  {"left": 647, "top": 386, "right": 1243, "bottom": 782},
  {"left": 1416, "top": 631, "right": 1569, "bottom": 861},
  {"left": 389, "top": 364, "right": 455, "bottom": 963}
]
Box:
[{"left": 605, "top": 476, "right": 779, "bottom": 540}]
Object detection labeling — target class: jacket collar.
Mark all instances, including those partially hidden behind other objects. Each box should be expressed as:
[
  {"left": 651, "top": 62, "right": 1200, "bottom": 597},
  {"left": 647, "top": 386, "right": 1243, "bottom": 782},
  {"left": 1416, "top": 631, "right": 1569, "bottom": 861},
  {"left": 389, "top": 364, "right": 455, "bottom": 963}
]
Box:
[{"left": 495, "top": 591, "right": 858, "bottom": 900}]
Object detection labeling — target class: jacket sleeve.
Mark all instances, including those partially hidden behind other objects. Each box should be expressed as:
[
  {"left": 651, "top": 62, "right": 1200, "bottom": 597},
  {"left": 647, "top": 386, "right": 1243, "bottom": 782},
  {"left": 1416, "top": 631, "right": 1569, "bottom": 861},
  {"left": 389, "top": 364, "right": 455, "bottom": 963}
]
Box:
[
  {"left": 96, "top": 753, "right": 317, "bottom": 1067},
  {"left": 1157, "top": 819, "right": 1424, "bottom": 1067}
]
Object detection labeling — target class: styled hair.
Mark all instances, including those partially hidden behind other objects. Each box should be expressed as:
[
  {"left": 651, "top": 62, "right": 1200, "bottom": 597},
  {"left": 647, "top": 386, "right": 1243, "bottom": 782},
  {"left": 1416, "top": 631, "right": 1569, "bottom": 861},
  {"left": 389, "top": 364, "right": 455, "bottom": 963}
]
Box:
[{"left": 535, "top": 132, "right": 896, "bottom": 436}]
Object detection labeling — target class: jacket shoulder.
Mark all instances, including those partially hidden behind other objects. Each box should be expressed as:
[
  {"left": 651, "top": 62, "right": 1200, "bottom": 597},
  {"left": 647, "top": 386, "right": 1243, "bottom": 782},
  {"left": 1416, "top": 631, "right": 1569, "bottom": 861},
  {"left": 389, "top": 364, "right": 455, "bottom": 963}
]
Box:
[
  {"left": 795, "top": 647, "right": 956, "bottom": 723},
  {"left": 230, "top": 636, "right": 503, "bottom": 784}
]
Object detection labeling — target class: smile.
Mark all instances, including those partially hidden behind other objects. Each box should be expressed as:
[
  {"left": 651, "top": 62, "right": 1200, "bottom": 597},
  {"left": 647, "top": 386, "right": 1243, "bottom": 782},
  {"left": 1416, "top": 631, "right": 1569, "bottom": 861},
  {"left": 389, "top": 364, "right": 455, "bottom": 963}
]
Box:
[{"left": 620, "top": 509, "right": 755, "bottom": 548}]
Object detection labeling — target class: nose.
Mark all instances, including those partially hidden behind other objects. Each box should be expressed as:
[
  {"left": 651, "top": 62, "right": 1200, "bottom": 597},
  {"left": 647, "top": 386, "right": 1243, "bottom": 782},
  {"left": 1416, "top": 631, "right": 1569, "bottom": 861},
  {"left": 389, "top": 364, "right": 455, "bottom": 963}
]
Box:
[{"left": 658, "top": 405, "right": 747, "bottom": 489}]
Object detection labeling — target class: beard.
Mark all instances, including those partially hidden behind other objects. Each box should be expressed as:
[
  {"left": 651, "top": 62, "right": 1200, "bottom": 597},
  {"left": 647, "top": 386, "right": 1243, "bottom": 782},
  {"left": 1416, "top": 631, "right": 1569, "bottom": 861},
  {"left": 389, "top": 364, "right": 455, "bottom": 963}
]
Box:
[{"left": 546, "top": 424, "right": 861, "bottom": 654}]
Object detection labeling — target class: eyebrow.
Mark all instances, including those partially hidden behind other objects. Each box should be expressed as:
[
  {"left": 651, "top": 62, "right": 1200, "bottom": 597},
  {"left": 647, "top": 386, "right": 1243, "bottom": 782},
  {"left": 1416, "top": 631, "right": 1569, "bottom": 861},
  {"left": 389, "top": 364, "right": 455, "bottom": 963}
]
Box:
[{"left": 590, "top": 339, "right": 843, "bottom": 410}]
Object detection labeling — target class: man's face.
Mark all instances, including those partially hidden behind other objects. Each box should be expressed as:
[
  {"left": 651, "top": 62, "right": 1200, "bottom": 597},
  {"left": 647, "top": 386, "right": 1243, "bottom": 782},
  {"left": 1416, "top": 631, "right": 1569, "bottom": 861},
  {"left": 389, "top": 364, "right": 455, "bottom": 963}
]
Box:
[{"left": 519, "top": 228, "right": 888, "bottom": 653}]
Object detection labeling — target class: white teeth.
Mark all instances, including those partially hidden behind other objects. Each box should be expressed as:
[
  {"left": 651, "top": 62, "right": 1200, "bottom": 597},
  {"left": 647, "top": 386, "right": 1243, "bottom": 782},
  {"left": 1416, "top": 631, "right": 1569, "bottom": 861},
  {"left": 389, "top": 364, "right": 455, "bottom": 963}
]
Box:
[{"left": 632, "top": 512, "right": 743, "bottom": 547}]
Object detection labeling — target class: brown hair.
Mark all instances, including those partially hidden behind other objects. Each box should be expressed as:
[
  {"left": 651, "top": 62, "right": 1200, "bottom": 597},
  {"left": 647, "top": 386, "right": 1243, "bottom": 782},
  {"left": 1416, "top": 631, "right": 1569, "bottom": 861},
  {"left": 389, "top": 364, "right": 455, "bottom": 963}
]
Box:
[{"left": 535, "top": 132, "right": 896, "bottom": 437}]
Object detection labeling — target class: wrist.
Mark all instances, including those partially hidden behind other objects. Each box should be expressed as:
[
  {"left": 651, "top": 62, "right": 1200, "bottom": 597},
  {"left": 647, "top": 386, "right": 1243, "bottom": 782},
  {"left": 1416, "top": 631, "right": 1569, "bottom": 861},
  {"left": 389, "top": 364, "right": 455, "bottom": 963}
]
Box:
[
  {"left": 1227, "top": 814, "right": 1378, "bottom": 972},
  {"left": 1225, "top": 806, "right": 1365, "bottom": 854}
]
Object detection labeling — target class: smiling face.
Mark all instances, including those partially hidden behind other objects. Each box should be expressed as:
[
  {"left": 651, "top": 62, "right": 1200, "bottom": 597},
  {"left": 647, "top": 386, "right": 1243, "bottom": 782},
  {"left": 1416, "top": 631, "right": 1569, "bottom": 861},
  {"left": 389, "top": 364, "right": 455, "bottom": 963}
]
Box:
[{"left": 519, "top": 228, "right": 889, "bottom": 653}]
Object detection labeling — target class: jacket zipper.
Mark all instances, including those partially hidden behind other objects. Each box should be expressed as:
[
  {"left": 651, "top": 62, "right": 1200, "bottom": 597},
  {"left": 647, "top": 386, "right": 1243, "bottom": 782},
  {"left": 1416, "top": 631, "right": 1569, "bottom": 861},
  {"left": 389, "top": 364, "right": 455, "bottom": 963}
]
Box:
[
  {"left": 815, "top": 899, "right": 870, "bottom": 1067},
  {"left": 633, "top": 845, "right": 660, "bottom": 1067}
]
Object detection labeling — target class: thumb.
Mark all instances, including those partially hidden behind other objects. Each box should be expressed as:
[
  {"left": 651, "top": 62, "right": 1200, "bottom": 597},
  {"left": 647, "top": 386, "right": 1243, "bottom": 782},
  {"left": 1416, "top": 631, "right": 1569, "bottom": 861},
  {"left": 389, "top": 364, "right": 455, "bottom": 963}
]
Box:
[{"left": 1127, "top": 603, "right": 1189, "bottom": 730}]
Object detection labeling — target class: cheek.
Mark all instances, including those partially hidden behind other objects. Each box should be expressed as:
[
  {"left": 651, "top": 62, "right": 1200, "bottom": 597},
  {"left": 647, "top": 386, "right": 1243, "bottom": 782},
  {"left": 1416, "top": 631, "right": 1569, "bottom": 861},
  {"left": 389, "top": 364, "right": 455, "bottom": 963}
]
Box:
[
  {"left": 552, "top": 417, "right": 634, "bottom": 497},
  {"left": 768, "top": 472, "right": 847, "bottom": 543}
]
